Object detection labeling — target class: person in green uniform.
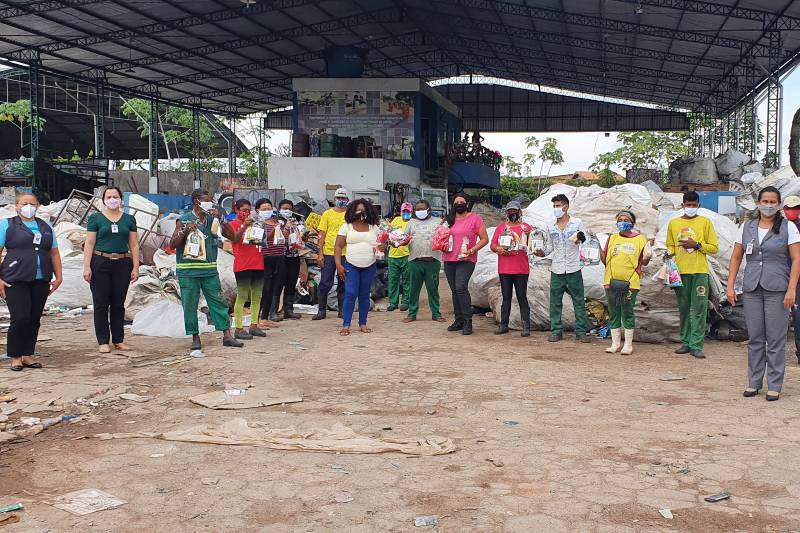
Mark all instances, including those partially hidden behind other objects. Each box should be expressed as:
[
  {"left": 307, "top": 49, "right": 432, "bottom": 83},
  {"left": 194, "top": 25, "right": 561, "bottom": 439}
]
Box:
[
  {"left": 170, "top": 189, "right": 243, "bottom": 351},
  {"left": 83, "top": 186, "right": 140, "bottom": 353},
  {"left": 387, "top": 202, "right": 413, "bottom": 311}
]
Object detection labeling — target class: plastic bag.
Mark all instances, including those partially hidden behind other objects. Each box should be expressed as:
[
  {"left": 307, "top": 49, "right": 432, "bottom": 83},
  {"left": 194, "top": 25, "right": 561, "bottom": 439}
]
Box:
[
  {"left": 131, "top": 300, "right": 215, "bottom": 338},
  {"left": 431, "top": 222, "right": 451, "bottom": 252},
  {"left": 664, "top": 256, "right": 683, "bottom": 288},
  {"left": 579, "top": 235, "right": 602, "bottom": 266}
]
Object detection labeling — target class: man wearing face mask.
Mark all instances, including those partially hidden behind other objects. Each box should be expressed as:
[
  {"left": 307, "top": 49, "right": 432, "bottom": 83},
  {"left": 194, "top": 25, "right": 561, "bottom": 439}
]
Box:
[
  {"left": 313, "top": 188, "right": 349, "bottom": 320},
  {"left": 666, "top": 191, "right": 719, "bottom": 359},
  {"left": 170, "top": 189, "right": 243, "bottom": 350},
  {"left": 387, "top": 202, "right": 413, "bottom": 312},
  {"left": 401, "top": 200, "right": 445, "bottom": 323},
  {"left": 541, "top": 194, "right": 591, "bottom": 343}
]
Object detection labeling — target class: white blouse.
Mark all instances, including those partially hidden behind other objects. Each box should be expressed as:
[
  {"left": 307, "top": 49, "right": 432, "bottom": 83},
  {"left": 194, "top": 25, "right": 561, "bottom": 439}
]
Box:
[{"left": 338, "top": 223, "right": 378, "bottom": 268}]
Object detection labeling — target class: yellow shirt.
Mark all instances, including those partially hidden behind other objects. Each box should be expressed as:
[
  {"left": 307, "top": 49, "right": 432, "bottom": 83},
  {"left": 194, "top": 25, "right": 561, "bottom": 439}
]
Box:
[
  {"left": 318, "top": 208, "right": 347, "bottom": 256},
  {"left": 388, "top": 216, "right": 410, "bottom": 258},
  {"left": 604, "top": 233, "right": 647, "bottom": 290},
  {"left": 666, "top": 215, "right": 719, "bottom": 274}
]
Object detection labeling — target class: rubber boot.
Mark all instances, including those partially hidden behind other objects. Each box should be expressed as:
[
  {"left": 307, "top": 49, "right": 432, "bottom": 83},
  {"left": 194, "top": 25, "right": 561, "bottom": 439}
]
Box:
[
  {"left": 521, "top": 317, "right": 531, "bottom": 337},
  {"left": 447, "top": 318, "right": 465, "bottom": 332},
  {"left": 620, "top": 328, "right": 634, "bottom": 355},
  {"left": 605, "top": 328, "right": 621, "bottom": 353},
  {"left": 462, "top": 319, "right": 473, "bottom": 335},
  {"left": 312, "top": 302, "right": 327, "bottom": 321},
  {"left": 283, "top": 295, "right": 301, "bottom": 320},
  {"left": 269, "top": 296, "right": 284, "bottom": 322}
]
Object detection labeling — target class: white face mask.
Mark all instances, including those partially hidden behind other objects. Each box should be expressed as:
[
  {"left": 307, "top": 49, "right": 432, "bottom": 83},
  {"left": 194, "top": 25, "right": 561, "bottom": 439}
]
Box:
[
  {"left": 684, "top": 207, "right": 698, "bottom": 217},
  {"left": 279, "top": 209, "right": 293, "bottom": 219},
  {"left": 415, "top": 209, "right": 429, "bottom": 219},
  {"left": 19, "top": 204, "right": 37, "bottom": 219},
  {"left": 199, "top": 201, "right": 213, "bottom": 212},
  {"left": 259, "top": 210, "right": 273, "bottom": 220},
  {"left": 553, "top": 207, "right": 564, "bottom": 219},
  {"left": 105, "top": 198, "right": 122, "bottom": 210}
]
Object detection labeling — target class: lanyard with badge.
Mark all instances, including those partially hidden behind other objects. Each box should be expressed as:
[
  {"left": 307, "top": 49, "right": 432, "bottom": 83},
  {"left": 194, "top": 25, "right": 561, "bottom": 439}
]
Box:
[{"left": 111, "top": 222, "right": 119, "bottom": 234}]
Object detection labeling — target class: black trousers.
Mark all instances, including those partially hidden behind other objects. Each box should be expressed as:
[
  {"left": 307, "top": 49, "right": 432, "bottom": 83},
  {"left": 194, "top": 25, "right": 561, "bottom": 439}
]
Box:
[
  {"left": 444, "top": 261, "right": 476, "bottom": 322},
  {"left": 6, "top": 279, "right": 50, "bottom": 358},
  {"left": 90, "top": 255, "right": 133, "bottom": 345},
  {"left": 260, "top": 255, "right": 285, "bottom": 319},
  {"left": 274, "top": 256, "right": 301, "bottom": 308},
  {"left": 499, "top": 273, "right": 530, "bottom": 327},
  {"left": 318, "top": 255, "right": 345, "bottom": 310}
]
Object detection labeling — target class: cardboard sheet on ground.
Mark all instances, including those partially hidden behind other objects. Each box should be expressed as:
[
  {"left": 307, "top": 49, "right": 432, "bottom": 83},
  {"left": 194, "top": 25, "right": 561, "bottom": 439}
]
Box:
[
  {"left": 96, "top": 418, "right": 455, "bottom": 455},
  {"left": 47, "top": 488, "right": 126, "bottom": 515},
  {"left": 189, "top": 389, "right": 302, "bottom": 410}
]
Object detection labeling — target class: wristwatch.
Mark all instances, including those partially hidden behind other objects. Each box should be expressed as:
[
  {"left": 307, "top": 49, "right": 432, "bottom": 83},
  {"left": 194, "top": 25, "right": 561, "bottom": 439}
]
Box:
[{"left": 693, "top": 242, "right": 701, "bottom": 250}]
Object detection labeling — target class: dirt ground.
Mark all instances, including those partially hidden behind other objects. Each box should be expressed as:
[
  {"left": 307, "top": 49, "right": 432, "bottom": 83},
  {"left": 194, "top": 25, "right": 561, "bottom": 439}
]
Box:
[{"left": 2, "top": 277, "right": 800, "bottom": 533}]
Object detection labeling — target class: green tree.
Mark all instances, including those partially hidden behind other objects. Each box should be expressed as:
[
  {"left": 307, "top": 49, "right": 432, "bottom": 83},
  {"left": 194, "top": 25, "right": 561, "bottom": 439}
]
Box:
[
  {"left": 498, "top": 175, "right": 551, "bottom": 204},
  {"left": 522, "top": 135, "right": 539, "bottom": 176},
  {"left": 539, "top": 137, "right": 564, "bottom": 177},
  {"left": 0, "top": 99, "right": 46, "bottom": 150},
  {"left": 593, "top": 131, "right": 689, "bottom": 172},
  {"left": 501, "top": 155, "right": 522, "bottom": 177}
]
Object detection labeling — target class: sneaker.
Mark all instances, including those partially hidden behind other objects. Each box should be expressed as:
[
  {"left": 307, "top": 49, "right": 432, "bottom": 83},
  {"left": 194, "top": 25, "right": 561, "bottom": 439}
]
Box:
[
  {"left": 249, "top": 327, "right": 267, "bottom": 337},
  {"left": 690, "top": 349, "right": 705, "bottom": 359},
  {"left": 675, "top": 344, "right": 691, "bottom": 354},
  {"left": 387, "top": 305, "right": 398, "bottom": 312},
  {"left": 223, "top": 338, "right": 244, "bottom": 348},
  {"left": 234, "top": 330, "right": 253, "bottom": 340},
  {"left": 548, "top": 333, "right": 563, "bottom": 342},
  {"left": 494, "top": 325, "right": 509, "bottom": 335},
  {"left": 399, "top": 304, "right": 409, "bottom": 311},
  {"left": 577, "top": 335, "right": 591, "bottom": 344}
]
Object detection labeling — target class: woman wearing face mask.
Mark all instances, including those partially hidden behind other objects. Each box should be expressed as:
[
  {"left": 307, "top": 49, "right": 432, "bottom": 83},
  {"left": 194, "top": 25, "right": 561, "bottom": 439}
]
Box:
[
  {"left": 490, "top": 201, "right": 532, "bottom": 337},
  {"left": 442, "top": 193, "right": 489, "bottom": 335},
  {"left": 228, "top": 199, "right": 266, "bottom": 340},
  {"left": 728, "top": 186, "right": 800, "bottom": 401},
  {"left": 0, "top": 193, "right": 63, "bottom": 371},
  {"left": 255, "top": 198, "right": 287, "bottom": 328},
  {"left": 272, "top": 199, "right": 303, "bottom": 320},
  {"left": 334, "top": 199, "right": 382, "bottom": 336},
  {"left": 83, "top": 187, "right": 140, "bottom": 353},
  {"left": 402, "top": 200, "right": 445, "bottom": 323},
  {"left": 386, "top": 202, "right": 413, "bottom": 312},
  {"left": 601, "top": 211, "right": 650, "bottom": 355}
]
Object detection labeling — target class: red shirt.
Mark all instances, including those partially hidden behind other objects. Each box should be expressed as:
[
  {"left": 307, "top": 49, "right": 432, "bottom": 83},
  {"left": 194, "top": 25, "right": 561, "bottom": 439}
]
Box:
[
  {"left": 229, "top": 219, "right": 264, "bottom": 272},
  {"left": 492, "top": 222, "right": 532, "bottom": 275}
]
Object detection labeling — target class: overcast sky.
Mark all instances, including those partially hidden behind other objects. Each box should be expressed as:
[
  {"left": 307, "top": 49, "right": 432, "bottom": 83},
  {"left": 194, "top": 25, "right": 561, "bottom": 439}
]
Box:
[{"left": 259, "top": 67, "right": 800, "bottom": 176}]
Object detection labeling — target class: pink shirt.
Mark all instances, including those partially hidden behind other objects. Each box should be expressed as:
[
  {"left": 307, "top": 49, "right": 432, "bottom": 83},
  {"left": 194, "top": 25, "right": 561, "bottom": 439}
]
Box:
[
  {"left": 491, "top": 222, "right": 532, "bottom": 275},
  {"left": 442, "top": 213, "right": 484, "bottom": 263}
]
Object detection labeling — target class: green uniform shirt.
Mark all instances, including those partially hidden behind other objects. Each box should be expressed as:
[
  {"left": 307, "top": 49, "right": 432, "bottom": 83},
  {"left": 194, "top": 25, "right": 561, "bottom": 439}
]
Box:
[
  {"left": 176, "top": 210, "right": 222, "bottom": 277},
  {"left": 86, "top": 212, "right": 138, "bottom": 253}
]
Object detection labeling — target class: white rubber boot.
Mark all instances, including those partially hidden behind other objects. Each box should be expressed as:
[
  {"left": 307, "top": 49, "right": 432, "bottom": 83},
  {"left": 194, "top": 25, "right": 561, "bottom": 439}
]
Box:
[
  {"left": 621, "top": 328, "right": 634, "bottom": 355},
  {"left": 605, "top": 328, "right": 621, "bottom": 353}
]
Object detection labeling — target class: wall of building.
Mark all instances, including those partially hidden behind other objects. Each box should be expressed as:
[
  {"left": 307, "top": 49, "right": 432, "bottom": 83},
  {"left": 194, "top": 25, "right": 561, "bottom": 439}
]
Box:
[{"left": 110, "top": 170, "right": 250, "bottom": 195}]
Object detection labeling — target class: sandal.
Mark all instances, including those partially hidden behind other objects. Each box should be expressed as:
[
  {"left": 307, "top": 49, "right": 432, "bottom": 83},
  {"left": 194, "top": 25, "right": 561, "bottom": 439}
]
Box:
[
  {"left": 433, "top": 316, "right": 446, "bottom": 322},
  {"left": 99, "top": 344, "right": 111, "bottom": 353},
  {"left": 339, "top": 328, "right": 351, "bottom": 336},
  {"left": 113, "top": 343, "right": 130, "bottom": 351},
  {"left": 22, "top": 362, "right": 42, "bottom": 369},
  {"left": 10, "top": 365, "right": 23, "bottom": 372},
  {"left": 359, "top": 326, "right": 373, "bottom": 334},
  {"left": 403, "top": 317, "right": 416, "bottom": 323}
]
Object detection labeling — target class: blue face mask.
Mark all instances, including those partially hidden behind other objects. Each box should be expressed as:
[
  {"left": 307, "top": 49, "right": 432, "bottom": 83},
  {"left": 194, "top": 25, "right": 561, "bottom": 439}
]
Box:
[
  {"left": 335, "top": 199, "right": 348, "bottom": 208},
  {"left": 617, "top": 220, "right": 633, "bottom": 233},
  {"left": 401, "top": 212, "right": 412, "bottom": 221}
]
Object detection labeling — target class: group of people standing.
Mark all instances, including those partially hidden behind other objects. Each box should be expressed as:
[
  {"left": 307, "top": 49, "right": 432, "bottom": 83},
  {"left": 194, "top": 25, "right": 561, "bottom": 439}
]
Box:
[{"left": 1, "top": 185, "right": 798, "bottom": 402}]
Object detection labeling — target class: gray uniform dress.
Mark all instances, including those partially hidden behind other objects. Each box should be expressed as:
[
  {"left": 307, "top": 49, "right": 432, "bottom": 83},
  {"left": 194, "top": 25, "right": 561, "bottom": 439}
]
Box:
[{"left": 741, "top": 218, "right": 791, "bottom": 392}]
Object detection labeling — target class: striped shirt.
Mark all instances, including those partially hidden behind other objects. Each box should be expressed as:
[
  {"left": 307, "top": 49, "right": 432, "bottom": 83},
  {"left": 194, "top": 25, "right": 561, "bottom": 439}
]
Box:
[{"left": 260, "top": 223, "right": 286, "bottom": 257}]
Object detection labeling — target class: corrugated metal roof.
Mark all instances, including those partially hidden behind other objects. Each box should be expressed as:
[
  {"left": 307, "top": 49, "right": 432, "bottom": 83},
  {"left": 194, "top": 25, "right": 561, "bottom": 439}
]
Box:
[{"left": 0, "top": 0, "right": 796, "bottom": 116}]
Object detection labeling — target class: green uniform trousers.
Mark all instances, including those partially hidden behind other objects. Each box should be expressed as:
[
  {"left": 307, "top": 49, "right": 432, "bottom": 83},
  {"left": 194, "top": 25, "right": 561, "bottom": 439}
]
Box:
[
  {"left": 179, "top": 274, "right": 231, "bottom": 335},
  {"left": 674, "top": 272, "right": 709, "bottom": 350},
  {"left": 406, "top": 258, "right": 442, "bottom": 319},
  {"left": 549, "top": 271, "right": 589, "bottom": 336},
  {"left": 606, "top": 289, "right": 639, "bottom": 329},
  {"left": 388, "top": 256, "right": 410, "bottom": 308}
]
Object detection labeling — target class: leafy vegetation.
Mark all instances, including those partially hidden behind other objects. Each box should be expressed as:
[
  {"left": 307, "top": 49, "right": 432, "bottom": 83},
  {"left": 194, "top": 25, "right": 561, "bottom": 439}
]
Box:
[{"left": 0, "top": 99, "right": 47, "bottom": 149}]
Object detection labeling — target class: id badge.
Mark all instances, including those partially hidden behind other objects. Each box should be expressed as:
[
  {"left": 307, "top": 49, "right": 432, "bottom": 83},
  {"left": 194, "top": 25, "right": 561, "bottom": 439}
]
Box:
[
  {"left": 745, "top": 241, "right": 754, "bottom": 255},
  {"left": 498, "top": 235, "right": 513, "bottom": 248},
  {"left": 32, "top": 233, "right": 42, "bottom": 245},
  {"left": 251, "top": 227, "right": 264, "bottom": 241},
  {"left": 187, "top": 243, "right": 200, "bottom": 256},
  {"left": 111, "top": 223, "right": 119, "bottom": 234}
]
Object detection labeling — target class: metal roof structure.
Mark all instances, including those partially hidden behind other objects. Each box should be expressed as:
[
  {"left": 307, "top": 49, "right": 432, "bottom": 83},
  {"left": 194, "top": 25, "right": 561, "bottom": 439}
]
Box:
[{"left": 0, "top": 0, "right": 797, "bottom": 116}]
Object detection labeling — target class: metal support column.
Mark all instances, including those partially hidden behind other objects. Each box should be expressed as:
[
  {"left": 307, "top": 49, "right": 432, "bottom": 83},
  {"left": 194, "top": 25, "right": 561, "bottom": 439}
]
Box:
[
  {"left": 227, "top": 114, "right": 238, "bottom": 178},
  {"left": 94, "top": 81, "right": 105, "bottom": 159},
  {"left": 257, "top": 116, "right": 263, "bottom": 181},
  {"left": 148, "top": 96, "right": 159, "bottom": 193},
  {"left": 192, "top": 108, "right": 201, "bottom": 190},
  {"left": 28, "top": 62, "right": 40, "bottom": 160},
  {"left": 765, "top": 30, "right": 783, "bottom": 168}
]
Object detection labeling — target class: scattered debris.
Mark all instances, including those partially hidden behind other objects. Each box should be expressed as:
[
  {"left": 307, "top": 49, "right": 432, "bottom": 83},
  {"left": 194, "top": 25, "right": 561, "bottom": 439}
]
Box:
[
  {"left": 47, "top": 489, "right": 126, "bottom": 516},
  {"left": 0, "top": 513, "right": 20, "bottom": 525},
  {"left": 190, "top": 350, "right": 205, "bottom": 359},
  {"left": 334, "top": 491, "right": 353, "bottom": 503},
  {"left": 658, "top": 509, "right": 673, "bottom": 520},
  {"left": 486, "top": 458, "right": 504, "bottom": 467},
  {"left": 704, "top": 492, "right": 731, "bottom": 503},
  {"left": 502, "top": 420, "right": 519, "bottom": 427},
  {"left": 381, "top": 426, "right": 392, "bottom": 431},
  {"left": 201, "top": 478, "right": 219, "bottom": 486},
  {"left": 0, "top": 503, "right": 23, "bottom": 513},
  {"left": 189, "top": 389, "right": 302, "bottom": 410},
  {"left": 414, "top": 516, "right": 438, "bottom": 527},
  {"left": 150, "top": 453, "right": 165, "bottom": 458},
  {"left": 0, "top": 395, "right": 15, "bottom": 403},
  {"left": 659, "top": 375, "right": 687, "bottom": 382},
  {"left": 119, "top": 393, "right": 151, "bottom": 403}
]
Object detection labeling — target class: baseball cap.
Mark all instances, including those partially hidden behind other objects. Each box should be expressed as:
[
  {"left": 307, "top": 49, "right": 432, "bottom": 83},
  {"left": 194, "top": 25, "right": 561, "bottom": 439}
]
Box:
[
  {"left": 334, "top": 187, "right": 349, "bottom": 199},
  {"left": 784, "top": 195, "right": 800, "bottom": 208},
  {"left": 400, "top": 202, "right": 413, "bottom": 212},
  {"left": 504, "top": 200, "right": 522, "bottom": 211}
]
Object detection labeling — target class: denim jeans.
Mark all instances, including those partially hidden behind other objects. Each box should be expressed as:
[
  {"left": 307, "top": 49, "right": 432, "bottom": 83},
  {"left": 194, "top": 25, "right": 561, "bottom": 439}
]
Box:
[{"left": 342, "top": 259, "right": 377, "bottom": 327}]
